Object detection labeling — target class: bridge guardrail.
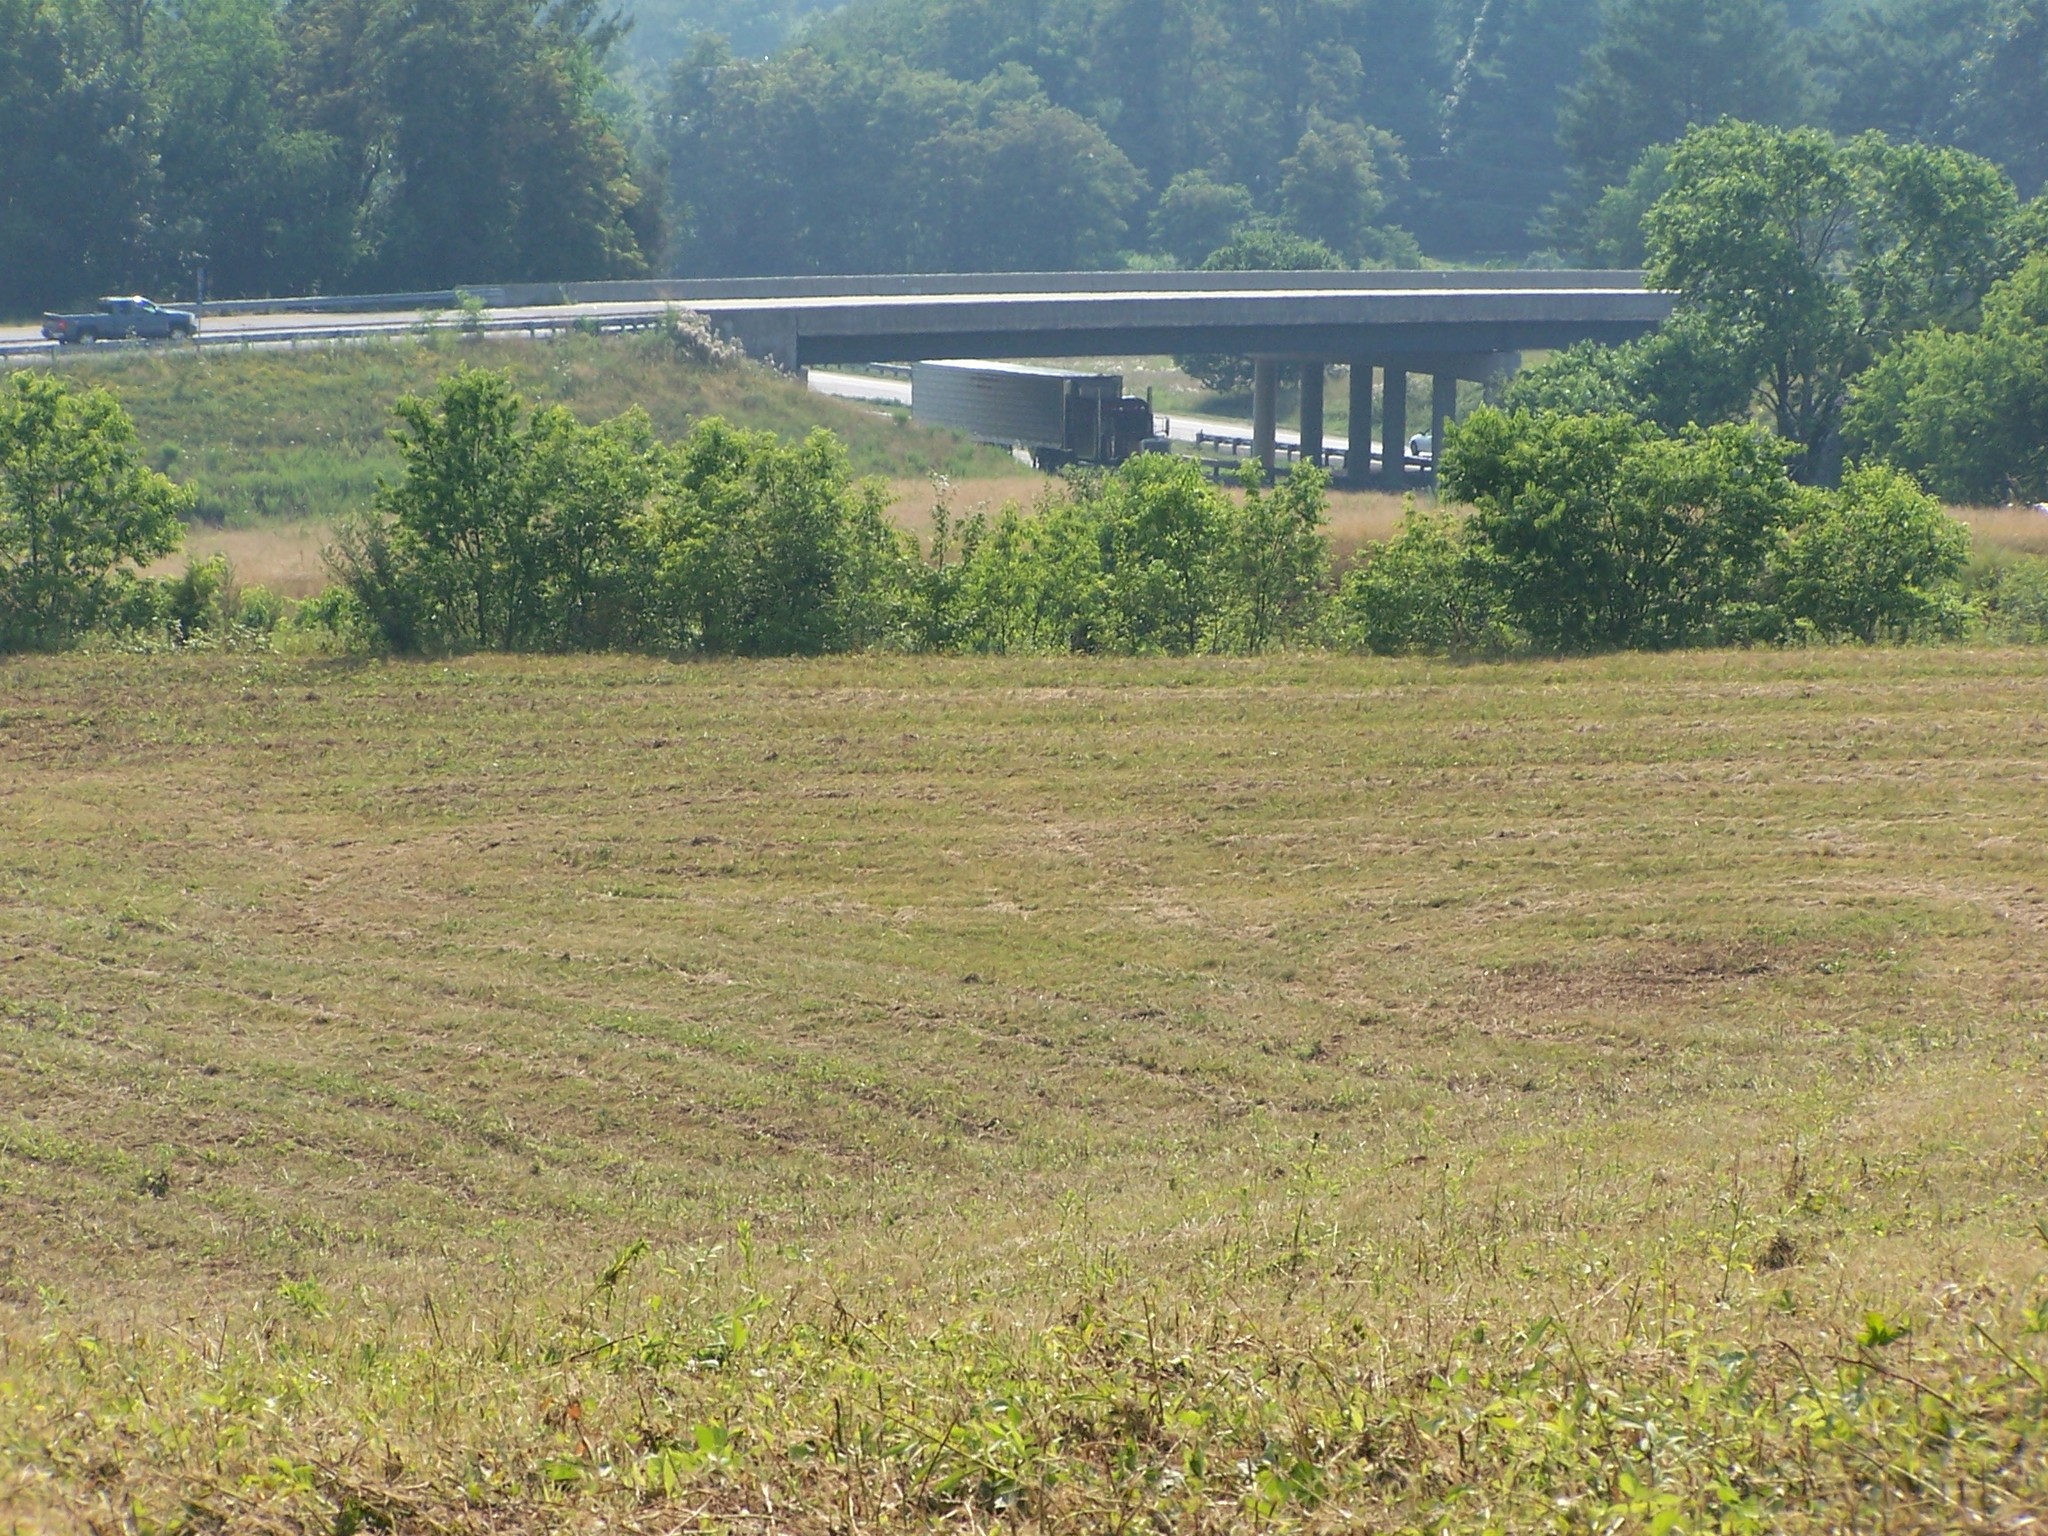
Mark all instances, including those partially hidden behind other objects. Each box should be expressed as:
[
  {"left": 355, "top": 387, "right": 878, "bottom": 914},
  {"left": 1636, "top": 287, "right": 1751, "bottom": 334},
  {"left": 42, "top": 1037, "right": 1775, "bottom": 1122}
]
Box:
[{"left": 0, "top": 307, "right": 666, "bottom": 363}]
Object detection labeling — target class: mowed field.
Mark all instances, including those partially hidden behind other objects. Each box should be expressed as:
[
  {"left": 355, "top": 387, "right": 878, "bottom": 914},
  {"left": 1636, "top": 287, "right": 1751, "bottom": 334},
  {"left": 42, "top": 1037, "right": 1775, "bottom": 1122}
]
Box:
[{"left": 3, "top": 651, "right": 2048, "bottom": 1532}]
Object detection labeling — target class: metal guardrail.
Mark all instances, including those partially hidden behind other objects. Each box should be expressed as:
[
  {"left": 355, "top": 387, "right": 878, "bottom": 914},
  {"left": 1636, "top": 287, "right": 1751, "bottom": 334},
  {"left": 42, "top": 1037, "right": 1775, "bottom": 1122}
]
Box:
[
  {"left": 0, "top": 307, "right": 665, "bottom": 363},
  {"left": 25, "top": 270, "right": 1655, "bottom": 324}
]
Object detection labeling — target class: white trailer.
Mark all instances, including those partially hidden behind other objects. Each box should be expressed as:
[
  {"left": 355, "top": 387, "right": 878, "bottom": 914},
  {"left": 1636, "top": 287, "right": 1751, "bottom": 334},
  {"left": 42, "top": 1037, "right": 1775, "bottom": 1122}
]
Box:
[{"left": 911, "top": 360, "right": 1159, "bottom": 470}]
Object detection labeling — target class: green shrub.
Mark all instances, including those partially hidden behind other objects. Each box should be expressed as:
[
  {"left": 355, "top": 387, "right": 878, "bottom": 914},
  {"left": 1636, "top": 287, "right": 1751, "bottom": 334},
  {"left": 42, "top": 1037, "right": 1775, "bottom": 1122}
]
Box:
[
  {"left": 162, "top": 554, "right": 234, "bottom": 641},
  {"left": 639, "top": 419, "right": 906, "bottom": 656},
  {"left": 235, "top": 584, "right": 289, "bottom": 634},
  {"left": 1443, "top": 408, "right": 1801, "bottom": 652},
  {"left": 289, "top": 585, "right": 375, "bottom": 647},
  {"left": 1332, "top": 499, "right": 1506, "bottom": 655},
  {"left": 0, "top": 370, "right": 189, "bottom": 651},
  {"left": 1220, "top": 462, "right": 1331, "bottom": 651},
  {"left": 1971, "top": 553, "right": 2048, "bottom": 643},
  {"left": 1765, "top": 463, "right": 1971, "bottom": 642}
]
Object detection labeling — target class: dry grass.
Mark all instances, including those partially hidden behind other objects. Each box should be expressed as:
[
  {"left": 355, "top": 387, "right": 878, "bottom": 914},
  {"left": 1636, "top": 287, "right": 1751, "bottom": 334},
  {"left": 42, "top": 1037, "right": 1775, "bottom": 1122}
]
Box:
[
  {"left": 2, "top": 649, "right": 2047, "bottom": 1532},
  {"left": 159, "top": 521, "right": 335, "bottom": 597},
  {"left": 1957, "top": 505, "right": 2048, "bottom": 555}
]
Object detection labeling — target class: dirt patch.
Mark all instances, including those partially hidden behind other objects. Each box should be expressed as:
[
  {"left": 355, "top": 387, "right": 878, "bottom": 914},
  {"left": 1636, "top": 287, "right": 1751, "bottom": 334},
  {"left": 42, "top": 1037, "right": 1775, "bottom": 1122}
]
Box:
[{"left": 1473, "top": 943, "right": 1784, "bottom": 1015}]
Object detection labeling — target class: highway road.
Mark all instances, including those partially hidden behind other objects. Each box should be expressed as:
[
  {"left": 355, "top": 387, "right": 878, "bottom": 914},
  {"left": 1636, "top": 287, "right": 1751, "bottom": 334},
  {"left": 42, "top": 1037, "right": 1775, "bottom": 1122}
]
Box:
[
  {"left": 0, "top": 300, "right": 682, "bottom": 357},
  {"left": 3, "top": 271, "right": 1668, "bottom": 371},
  {"left": 807, "top": 368, "right": 1365, "bottom": 462},
  {"left": 2, "top": 308, "right": 1383, "bottom": 465}
]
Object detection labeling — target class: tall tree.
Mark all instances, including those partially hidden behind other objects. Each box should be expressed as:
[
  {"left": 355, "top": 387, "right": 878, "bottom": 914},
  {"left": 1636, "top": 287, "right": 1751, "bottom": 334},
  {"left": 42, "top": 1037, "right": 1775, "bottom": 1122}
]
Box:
[
  {"left": 662, "top": 48, "right": 1141, "bottom": 274},
  {"left": 1278, "top": 115, "right": 1405, "bottom": 262},
  {"left": 1644, "top": 120, "right": 2021, "bottom": 476},
  {"left": 1954, "top": 0, "right": 2048, "bottom": 195},
  {"left": 152, "top": 0, "right": 357, "bottom": 296},
  {"left": 1556, "top": 0, "right": 1804, "bottom": 230},
  {"left": 0, "top": 0, "right": 157, "bottom": 312},
  {"left": 1423, "top": 0, "right": 1602, "bottom": 255},
  {"left": 366, "top": 0, "right": 650, "bottom": 286},
  {"left": 1814, "top": 0, "right": 1985, "bottom": 143}
]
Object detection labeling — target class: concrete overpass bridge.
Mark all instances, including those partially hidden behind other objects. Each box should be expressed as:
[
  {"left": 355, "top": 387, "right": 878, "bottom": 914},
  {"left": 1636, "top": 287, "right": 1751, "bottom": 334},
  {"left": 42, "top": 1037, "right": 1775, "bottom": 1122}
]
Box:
[
  {"left": 658, "top": 269, "right": 1671, "bottom": 484},
  {"left": 4, "top": 269, "right": 1671, "bottom": 485}
]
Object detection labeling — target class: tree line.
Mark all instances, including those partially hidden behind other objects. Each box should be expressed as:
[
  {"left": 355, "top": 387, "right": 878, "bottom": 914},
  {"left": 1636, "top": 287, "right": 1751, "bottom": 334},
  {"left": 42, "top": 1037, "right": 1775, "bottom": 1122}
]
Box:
[
  {"left": 659, "top": 0, "right": 2048, "bottom": 271},
  {"left": 8, "top": 0, "right": 2047, "bottom": 312},
  {"left": 0, "top": 0, "right": 655, "bottom": 315},
  {"left": 1506, "top": 120, "right": 2048, "bottom": 502},
  {"left": 15, "top": 360, "right": 2046, "bottom": 660}
]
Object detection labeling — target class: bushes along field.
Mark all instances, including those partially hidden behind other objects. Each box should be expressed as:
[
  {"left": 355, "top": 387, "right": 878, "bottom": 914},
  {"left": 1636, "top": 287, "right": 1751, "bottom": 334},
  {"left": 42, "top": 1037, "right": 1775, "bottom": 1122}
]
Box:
[
  {"left": 321, "top": 371, "right": 1982, "bottom": 658},
  {"left": 3, "top": 361, "right": 2033, "bottom": 659}
]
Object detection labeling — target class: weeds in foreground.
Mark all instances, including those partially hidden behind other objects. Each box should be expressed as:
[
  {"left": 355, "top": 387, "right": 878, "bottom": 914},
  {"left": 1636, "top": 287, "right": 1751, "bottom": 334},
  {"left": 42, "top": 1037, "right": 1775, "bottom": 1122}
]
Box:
[{"left": 9, "top": 1247, "right": 2046, "bottom": 1532}]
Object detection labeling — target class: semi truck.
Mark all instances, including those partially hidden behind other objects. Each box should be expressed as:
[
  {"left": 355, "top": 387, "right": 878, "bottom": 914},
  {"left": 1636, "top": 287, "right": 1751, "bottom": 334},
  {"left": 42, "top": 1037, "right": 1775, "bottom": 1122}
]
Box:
[
  {"left": 42, "top": 296, "right": 198, "bottom": 344},
  {"left": 911, "top": 360, "right": 1164, "bottom": 470}
]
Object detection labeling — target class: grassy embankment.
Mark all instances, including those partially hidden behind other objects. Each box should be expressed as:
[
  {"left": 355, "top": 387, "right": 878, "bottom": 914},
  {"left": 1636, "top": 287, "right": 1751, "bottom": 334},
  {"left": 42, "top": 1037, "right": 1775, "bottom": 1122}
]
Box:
[
  {"left": 20, "top": 334, "right": 1024, "bottom": 584},
  {"left": 2, "top": 649, "right": 2046, "bottom": 1532},
  {"left": 22, "top": 340, "right": 1424, "bottom": 591}
]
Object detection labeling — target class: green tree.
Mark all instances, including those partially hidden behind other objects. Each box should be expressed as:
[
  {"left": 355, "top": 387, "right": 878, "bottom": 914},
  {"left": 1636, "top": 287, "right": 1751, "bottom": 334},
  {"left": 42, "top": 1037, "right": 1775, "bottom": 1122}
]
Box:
[
  {"left": 1442, "top": 406, "right": 1801, "bottom": 650},
  {"left": 0, "top": 0, "right": 157, "bottom": 312},
  {"left": 1845, "top": 251, "right": 2048, "bottom": 502},
  {"left": 1577, "top": 143, "right": 1669, "bottom": 266},
  {"left": 1815, "top": 0, "right": 1984, "bottom": 144},
  {"left": 1176, "top": 227, "right": 1344, "bottom": 394},
  {"left": 371, "top": 367, "right": 532, "bottom": 648},
  {"left": 1556, "top": 0, "right": 1803, "bottom": 227},
  {"left": 1223, "top": 460, "right": 1331, "bottom": 648},
  {"left": 1423, "top": 0, "right": 1604, "bottom": 257},
  {"left": 1644, "top": 121, "right": 2023, "bottom": 475},
  {"left": 0, "top": 372, "right": 188, "bottom": 651},
  {"left": 1766, "top": 462, "right": 1971, "bottom": 638},
  {"left": 1644, "top": 121, "right": 1863, "bottom": 475},
  {"left": 366, "top": 0, "right": 649, "bottom": 286},
  {"left": 663, "top": 49, "right": 1141, "bottom": 275},
  {"left": 1277, "top": 116, "right": 1414, "bottom": 264},
  {"left": 1150, "top": 171, "right": 1255, "bottom": 266},
  {"left": 1846, "top": 132, "right": 2018, "bottom": 343},
  {"left": 911, "top": 93, "right": 1145, "bottom": 271},
  {"left": 1955, "top": 0, "right": 2048, "bottom": 196},
  {"left": 1501, "top": 309, "right": 1757, "bottom": 432},
  {"left": 152, "top": 0, "right": 357, "bottom": 296}
]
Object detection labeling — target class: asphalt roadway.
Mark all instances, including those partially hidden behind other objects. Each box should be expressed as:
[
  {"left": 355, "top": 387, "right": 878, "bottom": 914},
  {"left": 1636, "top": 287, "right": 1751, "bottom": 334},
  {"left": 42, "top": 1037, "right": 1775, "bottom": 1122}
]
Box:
[
  {"left": 0, "top": 300, "right": 683, "bottom": 354},
  {"left": 806, "top": 368, "right": 1364, "bottom": 462}
]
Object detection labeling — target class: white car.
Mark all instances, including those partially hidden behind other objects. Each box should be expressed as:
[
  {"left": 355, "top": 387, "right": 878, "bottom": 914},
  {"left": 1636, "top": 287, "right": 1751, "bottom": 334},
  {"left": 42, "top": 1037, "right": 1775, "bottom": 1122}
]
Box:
[{"left": 1407, "top": 432, "right": 1433, "bottom": 463}]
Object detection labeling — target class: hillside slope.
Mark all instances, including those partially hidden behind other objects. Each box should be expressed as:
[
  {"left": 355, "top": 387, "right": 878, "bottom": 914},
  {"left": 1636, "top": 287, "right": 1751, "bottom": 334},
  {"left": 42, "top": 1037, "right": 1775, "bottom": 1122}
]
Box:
[{"left": 31, "top": 334, "right": 1021, "bottom": 528}]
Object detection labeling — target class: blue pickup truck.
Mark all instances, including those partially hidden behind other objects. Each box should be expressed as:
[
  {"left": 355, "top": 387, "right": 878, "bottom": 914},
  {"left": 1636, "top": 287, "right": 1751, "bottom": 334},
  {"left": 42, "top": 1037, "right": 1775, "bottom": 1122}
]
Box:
[{"left": 42, "top": 296, "right": 198, "bottom": 344}]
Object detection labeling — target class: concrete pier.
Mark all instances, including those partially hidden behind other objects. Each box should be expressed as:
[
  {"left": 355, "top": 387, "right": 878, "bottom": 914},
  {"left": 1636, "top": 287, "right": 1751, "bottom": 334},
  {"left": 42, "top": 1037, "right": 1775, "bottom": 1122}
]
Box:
[
  {"left": 1431, "top": 373, "right": 1459, "bottom": 473},
  {"left": 1252, "top": 358, "right": 1279, "bottom": 476},
  {"left": 1382, "top": 369, "right": 1408, "bottom": 486},
  {"left": 1347, "top": 364, "right": 1374, "bottom": 486},
  {"left": 1299, "top": 363, "right": 1325, "bottom": 469}
]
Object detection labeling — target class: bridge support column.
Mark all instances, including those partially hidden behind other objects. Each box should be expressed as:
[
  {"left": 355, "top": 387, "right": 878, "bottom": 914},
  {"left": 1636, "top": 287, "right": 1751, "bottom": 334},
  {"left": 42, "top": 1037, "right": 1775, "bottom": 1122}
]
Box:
[
  {"left": 1381, "top": 368, "right": 1408, "bottom": 486},
  {"left": 1431, "top": 372, "right": 1458, "bottom": 477},
  {"left": 1347, "top": 364, "right": 1374, "bottom": 486},
  {"left": 1298, "top": 363, "right": 1325, "bottom": 469},
  {"left": 1252, "top": 358, "right": 1279, "bottom": 478}
]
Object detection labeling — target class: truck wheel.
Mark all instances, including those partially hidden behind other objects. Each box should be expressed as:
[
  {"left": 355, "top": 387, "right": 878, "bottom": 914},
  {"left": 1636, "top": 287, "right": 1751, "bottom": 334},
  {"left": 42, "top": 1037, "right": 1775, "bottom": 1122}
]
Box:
[{"left": 73, "top": 328, "right": 94, "bottom": 344}]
